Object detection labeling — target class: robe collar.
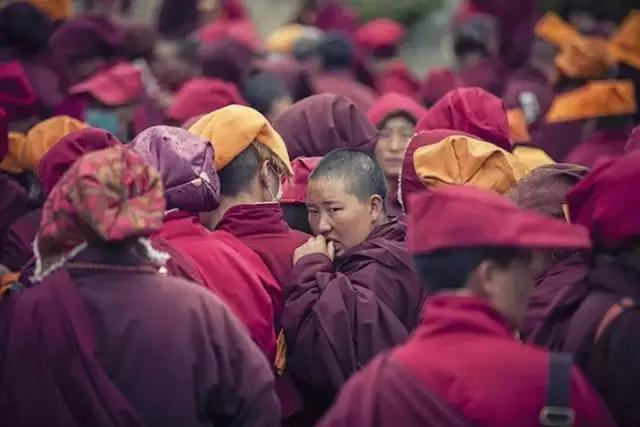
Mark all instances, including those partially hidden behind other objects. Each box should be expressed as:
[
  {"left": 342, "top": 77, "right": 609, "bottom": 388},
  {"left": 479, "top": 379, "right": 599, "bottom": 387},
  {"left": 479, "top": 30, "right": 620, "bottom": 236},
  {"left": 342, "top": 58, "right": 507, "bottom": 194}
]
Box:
[{"left": 216, "top": 202, "right": 290, "bottom": 238}]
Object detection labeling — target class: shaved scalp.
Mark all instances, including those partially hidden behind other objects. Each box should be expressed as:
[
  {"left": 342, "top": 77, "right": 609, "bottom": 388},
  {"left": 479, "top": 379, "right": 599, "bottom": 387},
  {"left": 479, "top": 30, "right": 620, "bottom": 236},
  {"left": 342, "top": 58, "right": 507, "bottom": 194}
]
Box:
[{"left": 310, "top": 149, "right": 388, "bottom": 203}]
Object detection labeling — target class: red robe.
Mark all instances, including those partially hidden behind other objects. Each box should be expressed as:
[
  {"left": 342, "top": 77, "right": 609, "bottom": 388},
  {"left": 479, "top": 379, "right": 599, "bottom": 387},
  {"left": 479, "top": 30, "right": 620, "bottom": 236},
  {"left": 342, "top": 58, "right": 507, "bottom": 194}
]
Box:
[
  {"left": 281, "top": 220, "right": 424, "bottom": 406},
  {"left": 320, "top": 294, "right": 614, "bottom": 427},
  {"left": 152, "top": 211, "right": 279, "bottom": 356},
  {"left": 1, "top": 208, "right": 41, "bottom": 271},
  {"left": 566, "top": 128, "right": 633, "bottom": 168},
  {"left": 313, "top": 70, "right": 378, "bottom": 112},
  {"left": 0, "top": 175, "right": 27, "bottom": 260},
  {"left": 502, "top": 64, "right": 555, "bottom": 133},
  {"left": 376, "top": 61, "right": 421, "bottom": 101}
]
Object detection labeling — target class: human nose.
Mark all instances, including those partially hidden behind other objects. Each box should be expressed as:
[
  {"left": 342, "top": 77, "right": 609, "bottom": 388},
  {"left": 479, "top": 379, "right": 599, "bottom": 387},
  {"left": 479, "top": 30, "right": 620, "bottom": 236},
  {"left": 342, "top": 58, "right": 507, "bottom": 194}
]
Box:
[
  {"left": 316, "top": 213, "right": 332, "bottom": 234},
  {"left": 389, "top": 135, "right": 406, "bottom": 152}
]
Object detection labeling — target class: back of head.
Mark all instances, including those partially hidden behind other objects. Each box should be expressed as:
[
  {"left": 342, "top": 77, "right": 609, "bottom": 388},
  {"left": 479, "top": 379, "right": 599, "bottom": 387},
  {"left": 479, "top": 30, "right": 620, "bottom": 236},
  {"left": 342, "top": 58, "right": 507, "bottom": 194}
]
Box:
[
  {"left": 51, "top": 14, "right": 126, "bottom": 63},
  {"left": 273, "top": 94, "right": 378, "bottom": 159},
  {"left": 243, "top": 71, "right": 289, "bottom": 117},
  {"left": 38, "top": 127, "right": 121, "bottom": 196},
  {"left": 416, "top": 87, "right": 512, "bottom": 151},
  {"left": 310, "top": 149, "right": 387, "bottom": 206},
  {"left": 318, "top": 32, "right": 354, "bottom": 71},
  {"left": 130, "top": 125, "right": 220, "bottom": 213},
  {"left": 167, "top": 78, "right": 247, "bottom": 124},
  {"left": 199, "top": 37, "right": 255, "bottom": 88},
  {"left": 0, "top": 2, "right": 53, "bottom": 56}
]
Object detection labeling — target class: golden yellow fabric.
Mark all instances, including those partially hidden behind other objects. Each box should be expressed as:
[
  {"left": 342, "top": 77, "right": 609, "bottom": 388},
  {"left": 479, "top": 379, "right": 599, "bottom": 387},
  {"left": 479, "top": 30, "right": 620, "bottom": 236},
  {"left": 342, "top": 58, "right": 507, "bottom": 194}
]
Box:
[
  {"left": 0, "top": 132, "right": 27, "bottom": 174},
  {"left": 28, "top": 0, "right": 73, "bottom": 21},
  {"left": 610, "top": 10, "right": 640, "bottom": 71},
  {"left": 555, "top": 36, "right": 612, "bottom": 79},
  {"left": 22, "top": 116, "right": 87, "bottom": 173},
  {"left": 412, "top": 136, "right": 531, "bottom": 195},
  {"left": 546, "top": 80, "right": 637, "bottom": 123},
  {"left": 189, "top": 105, "right": 293, "bottom": 173},
  {"left": 266, "top": 24, "right": 305, "bottom": 54},
  {"left": 512, "top": 145, "right": 555, "bottom": 170},
  {"left": 535, "top": 12, "right": 579, "bottom": 48},
  {"left": 507, "top": 108, "right": 530, "bottom": 144}
]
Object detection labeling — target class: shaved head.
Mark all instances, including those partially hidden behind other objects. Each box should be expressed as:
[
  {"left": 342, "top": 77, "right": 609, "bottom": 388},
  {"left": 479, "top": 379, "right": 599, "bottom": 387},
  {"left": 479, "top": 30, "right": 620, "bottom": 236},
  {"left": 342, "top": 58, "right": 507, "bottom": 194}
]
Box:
[{"left": 309, "top": 149, "right": 388, "bottom": 203}]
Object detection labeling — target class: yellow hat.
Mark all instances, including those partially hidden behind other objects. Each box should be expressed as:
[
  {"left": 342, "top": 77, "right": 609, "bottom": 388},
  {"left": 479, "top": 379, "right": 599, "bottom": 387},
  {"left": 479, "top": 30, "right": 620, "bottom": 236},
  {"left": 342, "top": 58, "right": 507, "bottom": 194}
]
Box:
[
  {"left": 189, "top": 105, "right": 293, "bottom": 173},
  {"left": 555, "top": 36, "right": 612, "bottom": 79},
  {"left": 610, "top": 10, "right": 640, "bottom": 71},
  {"left": 412, "top": 136, "right": 531, "bottom": 195},
  {"left": 266, "top": 24, "right": 305, "bottom": 55},
  {"left": 512, "top": 145, "right": 555, "bottom": 170},
  {"left": 535, "top": 12, "right": 579, "bottom": 48},
  {"left": 507, "top": 108, "right": 531, "bottom": 144},
  {"left": 546, "top": 80, "right": 637, "bottom": 123},
  {"left": 0, "top": 132, "right": 27, "bottom": 174},
  {"left": 28, "top": 0, "right": 73, "bottom": 21},
  {"left": 22, "top": 115, "right": 87, "bottom": 173}
]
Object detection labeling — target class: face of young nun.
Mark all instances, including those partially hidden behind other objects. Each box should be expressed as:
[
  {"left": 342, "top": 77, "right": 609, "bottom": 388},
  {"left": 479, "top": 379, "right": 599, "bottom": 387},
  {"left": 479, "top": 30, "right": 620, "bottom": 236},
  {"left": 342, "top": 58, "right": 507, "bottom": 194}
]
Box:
[{"left": 306, "top": 177, "right": 383, "bottom": 257}]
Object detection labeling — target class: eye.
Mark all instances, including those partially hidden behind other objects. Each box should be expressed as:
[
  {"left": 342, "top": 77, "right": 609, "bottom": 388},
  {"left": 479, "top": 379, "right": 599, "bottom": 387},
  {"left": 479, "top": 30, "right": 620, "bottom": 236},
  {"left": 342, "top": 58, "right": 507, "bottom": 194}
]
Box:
[
  {"left": 328, "top": 207, "right": 342, "bottom": 214},
  {"left": 307, "top": 208, "right": 319, "bottom": 216}
]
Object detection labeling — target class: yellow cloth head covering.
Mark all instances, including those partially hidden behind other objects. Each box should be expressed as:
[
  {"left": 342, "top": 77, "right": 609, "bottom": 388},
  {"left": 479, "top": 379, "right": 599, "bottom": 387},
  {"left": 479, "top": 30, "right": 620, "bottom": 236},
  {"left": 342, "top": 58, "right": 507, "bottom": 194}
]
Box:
[
  {"left": 506, "top": 108, "right": 531, "bottom": 144},
  {"left": 535, "top": 12, "right": 579, "bottom": 48},
  {"left": 512, "top": 145, "right": 555, "bottom": 170},
  {"left": 546, "top": 80, "right": 637, "bottom": 123},
  {"left": 266, "top": 24, "right": 305, "bottom": 55},
  {"left": 22, "top": 115, "right": 87, "bottom": 173},
  {"left": 0, "top": 132, "right": 27, "bottom": 174},
  {"left": 555, "top": 36, "right": 612, "bottom": 79},
  {"left": 28, "top": 0, "right": 73, "bottom": 21},
  {"left": 189, "top": 105, "right": 293, "bottom": 173},
  {"left": 413, "top": 136, "right": 531, "bottom": 194},
  {"left": 610, "top": 10, "right": 640, "bottom": 71}
]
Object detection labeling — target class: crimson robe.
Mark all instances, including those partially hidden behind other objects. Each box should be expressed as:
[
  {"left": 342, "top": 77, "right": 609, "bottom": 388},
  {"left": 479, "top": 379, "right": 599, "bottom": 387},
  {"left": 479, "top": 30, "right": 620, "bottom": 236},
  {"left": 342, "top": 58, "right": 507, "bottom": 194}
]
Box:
[
  {"left": 566, "top": 128, "right": 633, "bottom": 168},
  {"left": 313, "top": 70, "right": 378, "bottom": 112},
  {"left": 0, "top": 208, "right": 41, "bottom": 271},
  {"left": 376, "top": 61, "right": 421, "bottom": 101},
  {"left": 502, "top": 64, "right": 555, "bottom": 133},
  {"left": 529, "top": 254, "right": 640, "bottom": 427},
  {"left": 0, "top": 174, "right": 27, "bottom": 247},
  {"left": 320, "top": 294, "right": 613, "bottom": 427},
  {"left": 281, "top": 220, "right": 424, "bottom": 407},
  {"left": 0, "top": 245, "right": 280, "bottom": 427},
  {"left": 531, "top": 120, "right": 585, "bottom": 162},
  {"left": 153, "top": 211, "right": 279, "bottom": 356}
]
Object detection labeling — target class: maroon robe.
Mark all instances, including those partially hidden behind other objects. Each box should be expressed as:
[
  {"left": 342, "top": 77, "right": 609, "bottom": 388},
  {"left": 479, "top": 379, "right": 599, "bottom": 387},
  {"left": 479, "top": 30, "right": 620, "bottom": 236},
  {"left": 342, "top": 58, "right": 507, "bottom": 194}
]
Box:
[
  {"left": 531, "top": 120, "right": 585, "bottom": 162},
  {"left": 0, "top": 174, "right": 27, "bottom": 246},
  {"left": 281, "top": 220, "right": 424, "bottom": 406},
  {"left": 0, "top": 245, "right": 280, "bottom": 427},
  {"left": 376, "top": 61, "right": 421, "bottom": 101},
  {"left": 502, "top": 64, "right": 555, "bottom": 133},
  {"left": 566, "top": 128, "right": 633, "bottom": 168},
  {"left": 1, "top": 208, "right": 41, "bottom": 271},
  {"left": 529, "top": 254, "right": 640, "bottom": 427},
  {"left": 216, "top": 203, "right": 310, "bottom": 295},
  {"left": 313, "top": 70, "right": 378, "bottom": 112}
]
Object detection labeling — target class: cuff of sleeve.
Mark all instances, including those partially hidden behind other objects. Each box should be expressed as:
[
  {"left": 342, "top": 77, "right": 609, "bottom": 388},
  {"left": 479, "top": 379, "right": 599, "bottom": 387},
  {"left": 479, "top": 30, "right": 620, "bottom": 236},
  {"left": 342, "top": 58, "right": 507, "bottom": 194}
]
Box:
[{"left": 289, "top": 253, "right": 333, "bottom": 283}]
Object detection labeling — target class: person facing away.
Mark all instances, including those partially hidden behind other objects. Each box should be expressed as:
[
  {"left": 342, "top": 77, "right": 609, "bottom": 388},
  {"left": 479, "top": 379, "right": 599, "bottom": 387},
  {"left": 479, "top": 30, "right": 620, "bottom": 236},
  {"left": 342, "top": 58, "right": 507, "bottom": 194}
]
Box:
[
  {"left": 318, "top": 185, "right": 615, "bottom": 427},
  {"left": 131, "top": 125, "right": 281, "bottom": 358},
  {"left": 281, "top": 149, "right": 425, "bottom": 414},
  {"left": 528, "top": 153, "right": 640, "bottom": 427},
  {"left": 0, "top": 145, "right": 280, "bottom": 427}
]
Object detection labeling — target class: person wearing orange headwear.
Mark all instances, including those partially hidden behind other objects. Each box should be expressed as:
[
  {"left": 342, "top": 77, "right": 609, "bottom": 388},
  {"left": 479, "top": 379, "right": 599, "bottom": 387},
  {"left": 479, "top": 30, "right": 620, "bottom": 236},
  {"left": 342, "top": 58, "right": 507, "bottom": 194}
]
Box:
[
  {"left": 546, "top": 80, "right": 637, "bottom": 168},
  {"left": 507, "top": 108, "right": 555, "bottom": 170},
  {"left": 0, "top": 116, "right": 87, "bottom": 272},
  {"left": 609, "top": 10, "right": 640, "bottom": 122}
]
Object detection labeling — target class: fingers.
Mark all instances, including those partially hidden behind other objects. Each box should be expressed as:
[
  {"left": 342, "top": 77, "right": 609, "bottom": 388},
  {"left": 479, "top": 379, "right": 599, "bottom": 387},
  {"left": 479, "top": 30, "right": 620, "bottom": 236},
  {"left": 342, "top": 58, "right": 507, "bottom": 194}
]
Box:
[{"left": 327, "top": 241, "right": 335, "bottom": 260}]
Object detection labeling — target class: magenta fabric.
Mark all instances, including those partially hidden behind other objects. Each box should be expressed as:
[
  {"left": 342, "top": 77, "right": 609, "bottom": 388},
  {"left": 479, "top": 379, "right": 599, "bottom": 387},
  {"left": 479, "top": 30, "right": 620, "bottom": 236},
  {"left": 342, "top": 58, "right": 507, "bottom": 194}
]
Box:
[
  {"left": 0, "top": 60, "right": 38, "bottom": 120},
  {"left": 568, "top": 152, "right": 640, "bottom": 250},
  {"left": 313, "top": 1, "right": 359, "bottom": 34},
  {"left": 566, "top": 128, "right": 634, "bottom": 168},
  {"left": 502, "top": 64, "right": 555, "bottom": 133},
  {"left": 0, "top": 208, "right": 41, "bottom": 271},
  {"left": 50, "top": 14, "right": 126, "bottom": 63},
  {"left": 167, "top": 78, "right": 246, "bottom": 123},
  {"left": 625, "top": 125, "right": 640, "bottom": 153},
  {"left": 0, "top": 108, "right": 7, "bottom": 160},
  {"left": 257, "top": 57, "right": 314, "bottom": 101},
  {"left": 313, "top": 70, "right": 378, "bottom": 113},
  {"left": 281, "top": 157, "right": 322, "bottom": 204},
  {"left": 274, "top": 93, "right": 379, "bottom": 159},
  {"left": 367, "top": 92, "right": 427, "bottom": 127},
  {"left": 0, "top": 174, "right": 27, "bottom": 244},
  {"left": 199, "top": 37, "right": 255, "bottom": 88},
  {"left": 38, "top": 128, "right": 121, "bottom": 196},
  {"left": 532, "top": 120, "right": 585, "bottom": 162},
  {"left": 376, "top": 62, "right": 421, "bottom": 100},
  {"left": 392, "top": 294, "right": 615, "bottom": 427},
  {"left": 416, "top": 87, "right": 512, "bottom": 151},
  {"left": 421, "top": 68, "right": 460, "bottom": 107}
]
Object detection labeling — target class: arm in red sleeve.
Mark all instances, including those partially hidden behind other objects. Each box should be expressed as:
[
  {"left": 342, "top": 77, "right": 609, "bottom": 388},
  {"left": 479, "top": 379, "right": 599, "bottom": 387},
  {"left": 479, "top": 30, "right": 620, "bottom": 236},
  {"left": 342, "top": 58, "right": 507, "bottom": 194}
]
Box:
[{"left": 281, "top": 254, "right": 409, "bottom": 394}]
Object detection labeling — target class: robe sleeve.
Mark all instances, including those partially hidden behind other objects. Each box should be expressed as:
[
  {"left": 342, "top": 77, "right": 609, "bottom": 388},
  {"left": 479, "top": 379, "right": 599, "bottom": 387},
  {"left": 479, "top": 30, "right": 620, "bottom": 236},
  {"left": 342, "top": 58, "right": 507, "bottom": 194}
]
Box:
[
  {"left": 317, "top": 352, "right": 473, "bottom": 427},
  {"left": 281, "top": 253, "right": 409, "bottom": 394},
  {"left": 204, "top": 296, "right": 281, "bottom": 427}
]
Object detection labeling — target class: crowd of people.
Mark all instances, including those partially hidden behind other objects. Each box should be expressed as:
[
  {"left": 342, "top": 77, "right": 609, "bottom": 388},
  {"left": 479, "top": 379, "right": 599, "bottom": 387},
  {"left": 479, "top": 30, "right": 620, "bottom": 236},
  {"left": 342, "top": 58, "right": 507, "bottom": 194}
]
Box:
[{"left": 0, "top": 0, "right": 639, "bottom": 426}]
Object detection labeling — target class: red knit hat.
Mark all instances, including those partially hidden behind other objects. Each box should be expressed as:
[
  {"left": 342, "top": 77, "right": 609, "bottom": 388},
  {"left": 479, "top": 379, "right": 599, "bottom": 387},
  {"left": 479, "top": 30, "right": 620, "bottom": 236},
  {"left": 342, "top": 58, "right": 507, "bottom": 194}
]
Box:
[{"left": 281, "top": 157, "right": 321, "bottom": 204}]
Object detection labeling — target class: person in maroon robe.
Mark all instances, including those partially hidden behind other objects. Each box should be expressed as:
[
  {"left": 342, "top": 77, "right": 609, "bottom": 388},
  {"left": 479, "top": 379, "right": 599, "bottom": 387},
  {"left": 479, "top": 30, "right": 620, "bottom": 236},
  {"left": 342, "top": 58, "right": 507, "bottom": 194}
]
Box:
[
  {"left": 0, "top": 145, "right": 280, "bottom": 426},
  {"left": 131, "top": 125, "right": 281, "bottom": 357},
  {"left": 274, "top": 93, "right": 379, "bottom": 159},
  {"left": 312, "top": 33, "right": 378, "bottom": 112},
  {"left": 243, "top": 71, "right": 293, "bottom": 124},
  {"left": 282, "top": 150, "right": 425, "bottom": 419},
  {"left": 281, "top": 156, "right": 322, "bottom": 235},
  {"left": 625, "top": 124, "right": 640, "bottom": 152},
  {"left": 528, "top": 153, "right": 640, "bottom": 427},
  {"left": 318, "top": 185, "right": 613, "bottom": 427},
  {"left": 416, "top": 87, "right": 512, "bottom": 151},
  {"left": 0, "top": 109, "right": 27, "bottom": 245},
  {"left": 367, "top": 93, "right": 427, "bottom": 216}
]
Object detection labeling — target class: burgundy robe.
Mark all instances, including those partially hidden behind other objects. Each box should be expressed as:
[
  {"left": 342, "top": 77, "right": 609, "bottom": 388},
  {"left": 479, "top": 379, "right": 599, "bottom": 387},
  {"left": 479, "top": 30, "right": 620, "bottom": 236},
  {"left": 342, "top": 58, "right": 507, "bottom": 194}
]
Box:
[
  {"left": 0, "top": 208, "right": 41, "bottom": 271},
  {"left": 566, "top": 128, "right": 633, "bottom": 168},
  {"left": 0, "top": 174, "right": 27, "bottom": 246},
  {"left": 376, "top": 61, "right": 421, "bottom": 101},
  {"left": 281, "top": 220, "right": 424, "bottom": 403},
  {"left": 216, "top": 203, "right": 310, "bottom": 293},
  {"left": 502, "top": 64, "right": 555, "bottom": 133},
  {"left": 153, "top": 211, "right": 280, "bottom": 357},
  {"left": 531, "top": 120, "right": 585, "bottom": 162},
  {"left": 313, "top": 70, "right": 378, "bottom": 112},
  {"left": 529, "top": 254, "right": 640, "bottom": 427},
  {"left": 0, "top": 246, "right": 280, "bottom": 427}
]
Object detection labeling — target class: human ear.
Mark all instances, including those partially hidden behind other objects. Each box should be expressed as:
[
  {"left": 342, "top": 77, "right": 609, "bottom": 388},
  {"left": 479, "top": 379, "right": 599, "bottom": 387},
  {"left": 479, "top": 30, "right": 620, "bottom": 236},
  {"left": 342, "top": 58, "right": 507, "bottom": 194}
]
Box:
[
  {"left": 368, "top": 194, "right": 385, "bottom": 222},
  {"left": 470, "top": 260, "right": 500, "bottom": 299}
]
